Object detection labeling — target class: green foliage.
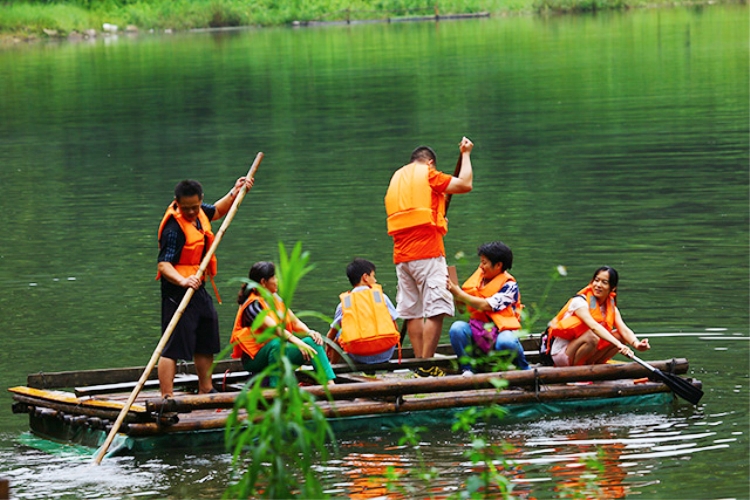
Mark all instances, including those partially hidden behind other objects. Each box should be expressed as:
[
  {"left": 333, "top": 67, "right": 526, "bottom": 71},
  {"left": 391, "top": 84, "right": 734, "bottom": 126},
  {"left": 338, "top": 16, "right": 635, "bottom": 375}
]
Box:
[
  {"left": 387, "top": 405, "right": 514, "bottom": 499},
  {"left": 389, "top": 351, "right": 516, "bottom": 498},
  {"left": 520, "top": 265, "right": 567, "bottom": 334},
  {"left": 533, "top": 0, "right": 627, "bottom": 13},
  {"left": 223, "top": 241, "right": 334, "bottom": 499},
  {"left": 556, "top": 448, "right": 608, "bottom": 499},
  {"left": 457, "top": 343, "right": 521, "bottom": 376},
  {"left": 0, "top": 3, "right": 92, "bottom": 34},
  {"left": 1, "top": 0, "right": 705, "bottom": 37},
  {"left": 450, "top": 383, "right": 513, "bottom": 498},
  {"left": 385, "top": 425, "right": 441, "bottom": 498}
]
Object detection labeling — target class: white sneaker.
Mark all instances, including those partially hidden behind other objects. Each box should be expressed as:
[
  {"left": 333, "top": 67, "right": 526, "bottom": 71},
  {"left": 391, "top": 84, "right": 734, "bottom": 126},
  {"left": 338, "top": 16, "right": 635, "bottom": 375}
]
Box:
[{"left": 461, "top": 370, "right": 474, "bottom": 377}]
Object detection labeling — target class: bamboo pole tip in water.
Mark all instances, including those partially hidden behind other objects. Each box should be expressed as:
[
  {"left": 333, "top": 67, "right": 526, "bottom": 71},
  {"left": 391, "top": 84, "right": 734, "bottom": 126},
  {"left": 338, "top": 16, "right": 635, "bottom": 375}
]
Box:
[{"left": 0, "top": 477, "right": 9, "bottom": 500}]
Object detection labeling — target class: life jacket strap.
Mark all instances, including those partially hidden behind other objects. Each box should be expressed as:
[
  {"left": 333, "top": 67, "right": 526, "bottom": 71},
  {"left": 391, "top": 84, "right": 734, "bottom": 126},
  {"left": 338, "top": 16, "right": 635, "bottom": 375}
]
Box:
[{"left": 209, "top": 274, "right": 222, "bottom": 304}]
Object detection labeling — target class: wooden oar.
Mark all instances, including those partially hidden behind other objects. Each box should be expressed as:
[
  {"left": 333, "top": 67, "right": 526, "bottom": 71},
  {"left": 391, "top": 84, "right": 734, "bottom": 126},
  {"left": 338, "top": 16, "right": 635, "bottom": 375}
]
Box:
[
  {"left": 400, "top": 150, "right": 465, "bottom": 345},
  {"left": 93, "top": 152, "right": 264, "bottom": 464},
  {"left": 443, "top": 150, "right": 463, "bottom": 214},
  {"left": 628, "top": 353, "right": 703, "bottom": 405}
]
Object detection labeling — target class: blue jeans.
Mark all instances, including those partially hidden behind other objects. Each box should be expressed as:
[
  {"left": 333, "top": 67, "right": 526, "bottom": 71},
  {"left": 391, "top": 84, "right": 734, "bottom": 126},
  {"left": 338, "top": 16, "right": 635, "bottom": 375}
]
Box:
[{"left": 449, "top": 321, "right": 529, "bottom": 371}]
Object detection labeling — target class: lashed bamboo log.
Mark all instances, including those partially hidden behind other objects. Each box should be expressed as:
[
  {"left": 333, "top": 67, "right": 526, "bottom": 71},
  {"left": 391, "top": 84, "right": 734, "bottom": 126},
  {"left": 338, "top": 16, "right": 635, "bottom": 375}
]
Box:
[
  {"left": 10, "top": 393, "right": 149, "bottom": 422},
  {"left": 29, "top": 338, "right": 545, "bottom": 390},
  {"left": 27, "top": 359, "right": 246, "bottom": 390},
  {"left": 123, "top": 380, "right": 680, "bottom": 436},
  {"left": 315, "top": 382, "right": 676, "bottom": 418},
  {"left": 146, "top": 359, "right": 689, "bottom": 413}
]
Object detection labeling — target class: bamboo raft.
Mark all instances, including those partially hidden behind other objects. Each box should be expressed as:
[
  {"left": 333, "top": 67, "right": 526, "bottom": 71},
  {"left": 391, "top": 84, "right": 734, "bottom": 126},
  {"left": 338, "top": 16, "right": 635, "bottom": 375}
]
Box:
[{"left": 9, "top": 337, "right": 702, "bottom": 455}]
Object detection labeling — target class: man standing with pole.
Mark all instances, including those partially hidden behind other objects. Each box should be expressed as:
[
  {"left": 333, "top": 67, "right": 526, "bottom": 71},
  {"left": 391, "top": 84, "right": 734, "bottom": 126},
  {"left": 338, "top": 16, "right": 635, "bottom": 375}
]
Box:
[
  {"left": 94, "top": 154, "right": 262, "bottom": 465},
  {"left": 156, "top": 175, "right": 254, "bottom": 397},
  {"left": 385, "top": 137, "right": 473, "bottom": 376}
]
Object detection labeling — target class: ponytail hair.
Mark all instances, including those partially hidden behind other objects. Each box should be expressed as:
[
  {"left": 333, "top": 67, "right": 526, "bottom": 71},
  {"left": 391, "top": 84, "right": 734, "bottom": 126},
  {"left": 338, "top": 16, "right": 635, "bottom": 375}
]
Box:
[{"left": 237, "top": 261, "right": 276, "bottom": 304}]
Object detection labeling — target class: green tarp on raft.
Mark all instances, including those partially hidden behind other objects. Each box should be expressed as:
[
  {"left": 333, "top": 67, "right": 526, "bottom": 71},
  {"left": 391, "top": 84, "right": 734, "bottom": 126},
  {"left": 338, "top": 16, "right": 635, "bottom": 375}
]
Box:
[{"left": 22, "top": 392, "right": 674, "bottom": 456}]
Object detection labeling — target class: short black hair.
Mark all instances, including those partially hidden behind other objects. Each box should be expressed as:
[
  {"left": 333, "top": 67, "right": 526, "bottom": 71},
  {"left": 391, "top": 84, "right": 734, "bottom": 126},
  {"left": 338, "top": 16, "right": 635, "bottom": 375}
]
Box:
[
  {"left": 591, "top": 266, "right": 619, "bottom": 290},
  {"left": 477, "top": 241, "right": 513, "bottom": 271},
  {"left": 410, "top": 146, "right": 437, "bottom": 164},
  {"left": 346, "top": 258, "right": 376, "bottom": 286},
  {"left": 174, "top": 180, "right": 203, "bottom": 200}
]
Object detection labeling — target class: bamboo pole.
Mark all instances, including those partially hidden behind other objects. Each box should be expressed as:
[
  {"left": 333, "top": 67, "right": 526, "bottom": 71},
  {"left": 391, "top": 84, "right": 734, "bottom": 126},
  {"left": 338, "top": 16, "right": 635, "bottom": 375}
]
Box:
[
  {"left": 0, "top": 478, "right": 8, "bottom": 500},
  {"left": 93, "top": 153, "right": 264, "bottom": 464},
  {"left": 315, "top": 381, "right": 673, "bottom": 418},
  {"left": 27, "top": 358, "right": 245, "bottom": 390},
  {"left": 28, "top": 338, "right": 541, "bottom": 390},
  {"left": 146, "top": 359, "right": 689, "bottom": 413},
  {"left": 122, "top": 380, "right": 676, "bottom": 437},
  {"left": 12, "top": 394, "right": 148, "bottom": 422}
]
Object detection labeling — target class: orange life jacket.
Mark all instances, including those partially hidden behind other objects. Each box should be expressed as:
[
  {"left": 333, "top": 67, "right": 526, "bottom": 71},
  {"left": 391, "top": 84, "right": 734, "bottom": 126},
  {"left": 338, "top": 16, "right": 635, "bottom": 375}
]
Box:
[
  {"left": 461, "top": 268, "right": 523, "bottom": 331},
  {"left": 157, "top": 202, "right": 218, "bottom": 280},
  {"left": 339, "top": 284, "right": 400, "bottom": 356},
  {"left": 548, "top": 285, "right": 617, "bottom": 350},
  {"left": 230, "top": 291, "right": 295, "bottom": 360},
  {"left": 385, "top": 162, "right": 448, "bottom": 236}
]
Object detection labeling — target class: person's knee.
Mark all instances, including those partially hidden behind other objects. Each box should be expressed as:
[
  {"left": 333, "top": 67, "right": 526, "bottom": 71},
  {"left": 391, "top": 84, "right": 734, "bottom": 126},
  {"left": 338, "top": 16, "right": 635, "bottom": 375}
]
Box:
[
  {"left": 579, "top": 331, "right": 598, "bottom": 349},
  {"left": 449, "top": 321, "right": 469, "bottom": 340},
  {"left": 494, "top": 330, "right": 521, "bottom": 352}
]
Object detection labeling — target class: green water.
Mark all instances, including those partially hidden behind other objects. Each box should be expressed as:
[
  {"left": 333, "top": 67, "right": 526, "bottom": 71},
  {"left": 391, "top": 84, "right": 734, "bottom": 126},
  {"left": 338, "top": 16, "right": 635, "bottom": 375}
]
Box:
[{"left": 0, "top": 5, "right": 747, "bottom": 498}]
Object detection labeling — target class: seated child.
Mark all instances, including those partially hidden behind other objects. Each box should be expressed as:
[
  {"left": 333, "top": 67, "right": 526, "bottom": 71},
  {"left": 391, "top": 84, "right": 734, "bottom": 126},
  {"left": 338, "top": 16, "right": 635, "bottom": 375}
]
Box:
[{"left": 325, "top": 258, "right": 400, "bottom": 365}]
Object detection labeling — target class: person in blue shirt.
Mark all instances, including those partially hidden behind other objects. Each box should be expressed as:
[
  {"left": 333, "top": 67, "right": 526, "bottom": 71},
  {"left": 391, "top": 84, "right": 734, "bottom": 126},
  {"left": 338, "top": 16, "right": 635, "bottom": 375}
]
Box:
[{"left": 325, "top": 259, "right": 400, "bottom": 365}]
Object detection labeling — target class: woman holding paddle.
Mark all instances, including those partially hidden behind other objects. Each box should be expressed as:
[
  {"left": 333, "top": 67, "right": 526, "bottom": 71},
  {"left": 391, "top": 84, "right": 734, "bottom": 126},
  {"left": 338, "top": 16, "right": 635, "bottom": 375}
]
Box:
[
  {"left": 546, "top": 266, "right": 650, "bottom": 366},
  {"left": 229, "top": 261, "right": 336, "bottom": 386}
]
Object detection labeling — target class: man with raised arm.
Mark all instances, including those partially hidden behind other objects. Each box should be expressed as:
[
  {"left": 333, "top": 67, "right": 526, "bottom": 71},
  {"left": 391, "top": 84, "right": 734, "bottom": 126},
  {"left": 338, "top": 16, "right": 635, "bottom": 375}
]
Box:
[{"left": 384, "top": 137, "right": 473, "bottom": 377}]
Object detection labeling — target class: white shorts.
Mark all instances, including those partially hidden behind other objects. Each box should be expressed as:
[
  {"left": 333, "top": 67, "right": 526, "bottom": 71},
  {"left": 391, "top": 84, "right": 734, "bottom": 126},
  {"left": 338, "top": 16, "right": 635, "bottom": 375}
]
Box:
[
  {"left": 395, "top": 256, "right": 455, "bottom": 319},
  {"left": 550, "top": 336, "right": 572, "bottom": 367}
]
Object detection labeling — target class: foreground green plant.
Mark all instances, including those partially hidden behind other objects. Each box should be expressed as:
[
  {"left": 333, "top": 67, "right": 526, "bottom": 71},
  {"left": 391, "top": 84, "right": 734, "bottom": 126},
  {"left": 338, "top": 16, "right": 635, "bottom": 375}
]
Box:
[
  {"left": 520, "top": 265, "right": 567, "bottom": 334},
  {"left": 456, "top": 339, "right": 526, "bottom": 374},
  {"left": 387, "top": 356, "right": 514, "bottom": 498},
  {"left": 385, "top": 425, "right": 441, "bottom": 498},
  {"left": 448, "top": 353, "right": 514, "bottom": 499},
  {"left": 451, "top": 404, "right": 514, "bottom": 499},
  {"left": 223, "top": 241, "right": 334, "bottom": 499},
  {"left": 556, "top": 448, "right": 608, "bottom": 499}
]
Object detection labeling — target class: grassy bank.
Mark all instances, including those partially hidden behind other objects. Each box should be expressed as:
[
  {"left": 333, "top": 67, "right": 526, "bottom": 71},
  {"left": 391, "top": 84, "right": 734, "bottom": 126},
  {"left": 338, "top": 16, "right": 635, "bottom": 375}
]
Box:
[{"left": 0, "top": 0, "right": 737, "bottom": 40}]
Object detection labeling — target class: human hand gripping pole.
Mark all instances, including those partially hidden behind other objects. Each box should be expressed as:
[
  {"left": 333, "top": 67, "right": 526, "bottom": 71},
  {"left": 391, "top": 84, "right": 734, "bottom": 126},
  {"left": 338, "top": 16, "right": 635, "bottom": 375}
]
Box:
[
  {"left": 443, "top": 148, "right": 464, "bottom": 214},
  {"left": 399, "top": 141, "right": 465, "bottom": 343},
  {"left": 93, "top": 152, "right": 264, "bottom": 464}
]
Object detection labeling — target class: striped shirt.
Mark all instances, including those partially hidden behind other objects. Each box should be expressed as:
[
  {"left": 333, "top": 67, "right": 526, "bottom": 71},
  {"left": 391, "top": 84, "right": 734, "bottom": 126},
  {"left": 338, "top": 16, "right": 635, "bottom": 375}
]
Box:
[
  {"left": 240, "top": 295, "right": 268, "bottom": 327},
  {"left": 486, "top": 281, "right": 520, "bottom": 313}
]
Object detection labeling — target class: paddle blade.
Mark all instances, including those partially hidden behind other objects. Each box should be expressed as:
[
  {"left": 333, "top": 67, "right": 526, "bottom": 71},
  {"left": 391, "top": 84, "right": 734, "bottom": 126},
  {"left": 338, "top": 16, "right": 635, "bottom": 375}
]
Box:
[{"left": 653, "top": 368, "right": 704, "bottom": 405}]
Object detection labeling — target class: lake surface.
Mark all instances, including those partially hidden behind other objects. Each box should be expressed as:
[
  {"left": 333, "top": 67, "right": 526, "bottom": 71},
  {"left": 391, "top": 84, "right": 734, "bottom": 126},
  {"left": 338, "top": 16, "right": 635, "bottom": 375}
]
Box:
[{"left": 0, "top": 4, "right": 747, "bottom": 498}]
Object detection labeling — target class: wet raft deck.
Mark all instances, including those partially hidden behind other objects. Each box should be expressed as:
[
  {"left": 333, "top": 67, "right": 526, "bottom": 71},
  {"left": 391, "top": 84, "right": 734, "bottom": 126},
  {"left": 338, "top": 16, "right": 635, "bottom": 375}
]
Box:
[{"left": 9, "top": 344, "right": 701, "bottom": 454}]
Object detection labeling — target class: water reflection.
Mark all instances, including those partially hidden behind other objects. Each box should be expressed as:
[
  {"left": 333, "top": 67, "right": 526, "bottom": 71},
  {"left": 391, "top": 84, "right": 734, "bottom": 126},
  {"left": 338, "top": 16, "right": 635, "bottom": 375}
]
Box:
[
  {"left": 327, "top": 449, "right": 409, "bottom": 498},
  {"left": 0, "top": 3, "right": 747, "bottom": 499},
  {"left": 1, "top": 384, "right": 745, "bottom": 499},
  {"left": 315, "top": 405, "right": 743, "bottom": 499}
]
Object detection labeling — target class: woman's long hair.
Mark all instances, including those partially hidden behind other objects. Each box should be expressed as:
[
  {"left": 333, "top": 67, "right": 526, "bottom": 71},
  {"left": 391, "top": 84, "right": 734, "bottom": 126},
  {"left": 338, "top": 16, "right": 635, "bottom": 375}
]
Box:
[{"left": 237, "top": 261, "right": 275, "bottom": 304}]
